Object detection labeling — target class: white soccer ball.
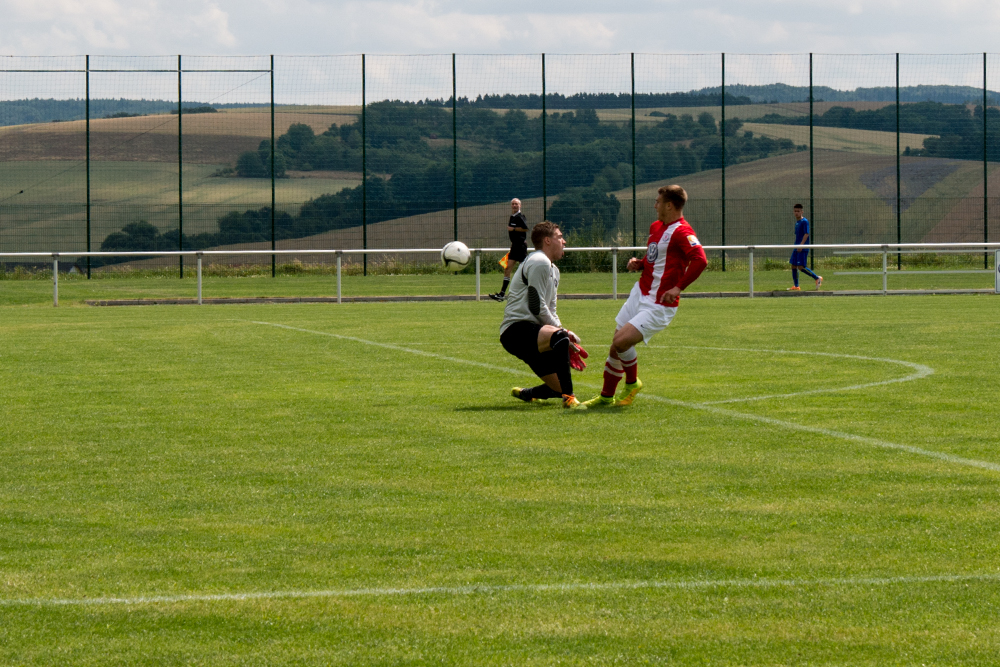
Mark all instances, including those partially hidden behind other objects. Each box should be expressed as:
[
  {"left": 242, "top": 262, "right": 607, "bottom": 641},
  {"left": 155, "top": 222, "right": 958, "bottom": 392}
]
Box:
[{"left": 441, "top": 241, "right": 471, "bottom": 272}]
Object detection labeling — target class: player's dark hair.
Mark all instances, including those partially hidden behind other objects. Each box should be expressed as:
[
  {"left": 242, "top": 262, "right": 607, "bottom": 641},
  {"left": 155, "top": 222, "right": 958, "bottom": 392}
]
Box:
[
  {"left": 793, "top": 203, "right": 804, "bottom": 209},
  {"left": 531, "top": 221, "right": 559, "bottom": 249},
  {"left": 657, "top": 185, "right": 688, "bottom": 210}
]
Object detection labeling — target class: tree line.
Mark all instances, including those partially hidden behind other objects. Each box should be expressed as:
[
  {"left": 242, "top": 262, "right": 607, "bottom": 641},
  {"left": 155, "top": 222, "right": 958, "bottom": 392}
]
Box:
[
  {"left": 751, "top": 101, "right": 1000, "bottom": 160},
  {"left": 100, "top": 101, "right": 803, "bottom": 256}
]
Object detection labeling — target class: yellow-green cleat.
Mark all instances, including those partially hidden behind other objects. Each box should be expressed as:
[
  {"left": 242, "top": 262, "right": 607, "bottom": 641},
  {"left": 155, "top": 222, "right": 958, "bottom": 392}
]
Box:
[
  {"left": 615, "top": 379, "right": 643, "bottom": 406},
  {"left": 562, "top": 394, "right": 588, "bottom": 410},
  {"left": 581, "top": 394, "right": 616, "bottom": 408}
]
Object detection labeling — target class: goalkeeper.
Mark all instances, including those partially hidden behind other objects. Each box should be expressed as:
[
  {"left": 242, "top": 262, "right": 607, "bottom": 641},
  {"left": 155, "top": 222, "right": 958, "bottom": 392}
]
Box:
[
  {"left": 488, "top": 198, "right": 529, "bottom": 301},
  {"left": 499, "top": 221, "right": 589, "bottom": 410}
]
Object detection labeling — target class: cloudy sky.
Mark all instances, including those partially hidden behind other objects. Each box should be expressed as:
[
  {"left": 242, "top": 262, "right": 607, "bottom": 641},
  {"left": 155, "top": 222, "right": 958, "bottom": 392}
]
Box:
[{"left": 1, "top": 0, "right": 998, "bottom": 56}]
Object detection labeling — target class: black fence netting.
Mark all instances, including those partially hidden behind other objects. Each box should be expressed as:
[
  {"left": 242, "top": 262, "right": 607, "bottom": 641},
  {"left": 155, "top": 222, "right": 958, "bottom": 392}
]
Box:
[{"left": 1, "top": 53, "right": 998, "bottom": 275}]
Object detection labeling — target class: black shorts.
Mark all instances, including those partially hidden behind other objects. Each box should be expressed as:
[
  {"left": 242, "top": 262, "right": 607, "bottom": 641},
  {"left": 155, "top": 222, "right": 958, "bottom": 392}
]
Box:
[
  {"left": 500, "top": 320, "right": 558, "bottom": 378},
  {"left": 508, "top": 243, "right": 528, "bottom": 263}
]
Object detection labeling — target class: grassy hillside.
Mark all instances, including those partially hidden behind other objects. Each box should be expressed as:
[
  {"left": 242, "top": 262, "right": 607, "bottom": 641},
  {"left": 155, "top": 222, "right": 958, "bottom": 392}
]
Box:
[
  {"left": 1, "top": 103, "right": 992, "bottom": 256},
  {"left": 742, "top": 122, "right": 932, "bottom": 155}
]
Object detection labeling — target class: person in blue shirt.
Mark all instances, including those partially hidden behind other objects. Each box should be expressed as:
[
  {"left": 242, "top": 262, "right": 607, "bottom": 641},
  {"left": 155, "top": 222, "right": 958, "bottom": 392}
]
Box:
[{"left": 788, "top": 204, "right": 822, "bottom": 290}]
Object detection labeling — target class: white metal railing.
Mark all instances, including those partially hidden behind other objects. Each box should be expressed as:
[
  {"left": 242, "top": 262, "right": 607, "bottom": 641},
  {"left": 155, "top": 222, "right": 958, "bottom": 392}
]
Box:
[{"left": 1, "top": 243, "right": 998, "bottom": 307}]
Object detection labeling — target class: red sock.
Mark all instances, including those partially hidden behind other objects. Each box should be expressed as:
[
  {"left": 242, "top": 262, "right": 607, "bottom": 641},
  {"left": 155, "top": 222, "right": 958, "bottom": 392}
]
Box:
[
  {"left": 622, "top": 357, "right": 638, "bottom": 384},
  {"left": 602, "top": 356, "right": 624, "bottom": 397}
]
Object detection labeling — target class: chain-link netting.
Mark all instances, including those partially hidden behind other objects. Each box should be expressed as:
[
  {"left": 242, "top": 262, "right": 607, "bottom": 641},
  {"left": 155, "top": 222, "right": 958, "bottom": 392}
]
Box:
[
  {"left": 455, "top": 54, "right": 543, "bottom": 254},
  {"left": 542, "top": 54, "right": 631, "bottom": 261},
  {"left": 273, "top": 56, "right": 362, "bottom": 267},
  {"left": 633, "top": 54, "right": 722, "bottom": 266},
  {"left": 811, "top": 53, "right": 897, "bottom": 264},
  {"left": 720, "top": 54, "right": 811, "bottom": 269},
  {"left": 898, "top": 55, "right": 984, "bottom": 257},
  {"left": 178, "top": 56, "right": 272, "bottom": 270},
  {"left": 87, "top": 56, "right": 178, "bottom": 272},
  {"left": 0, "top": 56, "right": 86, "bottom": 266},
  {"left": 2, "top": 53, "right": 998, "bottom": 281}
]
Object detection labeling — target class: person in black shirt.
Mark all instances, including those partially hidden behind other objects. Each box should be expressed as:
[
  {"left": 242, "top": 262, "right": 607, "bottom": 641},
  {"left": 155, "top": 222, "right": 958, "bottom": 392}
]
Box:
[{"left": 488, "top": 198, "right": 530, "bottom": 301}]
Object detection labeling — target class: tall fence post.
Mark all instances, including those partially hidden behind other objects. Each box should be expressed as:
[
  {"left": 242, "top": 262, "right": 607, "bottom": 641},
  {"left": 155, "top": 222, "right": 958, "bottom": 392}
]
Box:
[
  {"left": 985, "top": 52, "right": 989, "bottom": 271},
  {"left": 85, "top": 55, "right": 91, "bottom": 280},
  {"left": 809, "top": 52, "right": 815, "bottom": 272},
  {"left": 475, "top": 249, "right": 481, "bottom": 301},
  {"left": 452, "top": 53, "right": 458, "bottom": 242},
  {"left": 748, "top": 248, "right": 754, "bottom": 297},
  {"left": 337, "top": 251, "right": 342, "bottom": 303},
  {"left": 631, "top": 53, "right": 637, "bottom": 247},
  {"left": 362, "top": 53, "right": 367, "bottom": 277},
  {"left": 271, "top": 54, "right": 276, "bottom": 278},
  {"left": 995, "top": 250, "right": 999, "bottom": 294},
  {"left": 177, "top": 54, "right": 184, "bottom": 279},
  {"left": 896, "top": 52, "right": 902, "bottom": 271},
  {"left": 612, "top": 247, "right": 618, "bottom": 299},
  {"left": 52, "top": 254, "right": 58, "bottom": 307},
  {"left": 721, "top": 52, "right": 726, "bottom": 272},
  {"left": 541, "top": 53, "right": 547, "bottom": 216},
  {"left": 197, "top": 253, "right": 203, "bottom": 305}
]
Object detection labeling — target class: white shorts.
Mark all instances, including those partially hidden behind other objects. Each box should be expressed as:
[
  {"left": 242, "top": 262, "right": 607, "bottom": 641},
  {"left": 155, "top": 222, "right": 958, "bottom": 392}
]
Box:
[{"left": 614, "top": 282, "right": 677, "bottom": 343}]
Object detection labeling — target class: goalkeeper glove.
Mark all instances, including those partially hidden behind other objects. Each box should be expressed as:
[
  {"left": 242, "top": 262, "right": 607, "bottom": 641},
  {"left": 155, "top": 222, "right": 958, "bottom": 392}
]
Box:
[{"left": 569, "top": 342, "right": 588, "bottom": 371}]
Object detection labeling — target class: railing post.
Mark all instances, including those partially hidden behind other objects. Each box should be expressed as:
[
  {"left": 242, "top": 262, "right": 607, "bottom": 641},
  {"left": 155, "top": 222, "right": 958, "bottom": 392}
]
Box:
[
  {"left": 197, "top": 253, "right": 203, "bottom": 305},
  {"left": 882, "top": 248, "right": 888, "bottom": 295},
  {"left": 612, "top": 247, "right": 618, "bottom": 299},
  {"left": 52, "top": 254, "right": 58, "bottom": 307},
  {"left": 995, "top": 250, "right": 999, "bottom": 294},
  {"left": 336, "top": 251, "right": 342, "bottom": 304},
  {"left": 748, "top": 248, "right": 754, "bottom": 297},
  {"left": 475, "top": 249, "right": 481, "bottom": 301}
]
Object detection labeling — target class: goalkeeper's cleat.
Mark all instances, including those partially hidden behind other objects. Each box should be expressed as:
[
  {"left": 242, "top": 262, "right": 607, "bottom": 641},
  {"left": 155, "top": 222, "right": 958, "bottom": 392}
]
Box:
[
  {"left": 582, "top": 394, "right": 616, "bottom": 408},
  {"left": 562, "top": 394, "right": 587, "bottom": 410},
  {"left": 815, "top": 276, "right": 823, "bottom": 289},
  {"left": 787, "top": 286, "right": 801, "bottom": 291},
  {"left": 511, "top": 387, "right": 539, "bottom": 403},
  {"left": 615, "top": 379, "right": 644, "bottom": 406}
]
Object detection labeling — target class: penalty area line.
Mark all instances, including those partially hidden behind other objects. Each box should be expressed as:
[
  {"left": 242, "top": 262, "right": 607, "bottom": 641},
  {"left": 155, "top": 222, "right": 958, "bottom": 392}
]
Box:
[
  {"left": 3, "top": 573, "right": 999, "bottom": 608},
  {"left": 245, "top": 321, "right": 1000, "bottom": 474},
  {"left": 663, "top": 345, "right": 935, "bottom": 405}
]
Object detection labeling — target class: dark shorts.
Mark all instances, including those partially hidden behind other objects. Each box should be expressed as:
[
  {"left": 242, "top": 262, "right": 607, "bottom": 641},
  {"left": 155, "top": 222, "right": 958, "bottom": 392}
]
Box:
[
  {"left": 789, "top": 249, "right": 810, "bottom": 266},
  {"left": 508, "top": 243, "right": 528, "bottom": 263},
  {"left": 500, "top": 320, "right": 558, "bottom": 378}
]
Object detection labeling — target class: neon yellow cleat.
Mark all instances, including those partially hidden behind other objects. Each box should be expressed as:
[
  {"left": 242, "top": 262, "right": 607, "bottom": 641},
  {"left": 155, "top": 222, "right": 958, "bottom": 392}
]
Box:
[
  {"left": 562, "top": 394, "right": 588, "bottom": 410},
  {"left": 615, "top": 379, "right": 644, "bottom": 406},
  {"left": 582, "top": 394, "right": 616, "bottom": 408}
]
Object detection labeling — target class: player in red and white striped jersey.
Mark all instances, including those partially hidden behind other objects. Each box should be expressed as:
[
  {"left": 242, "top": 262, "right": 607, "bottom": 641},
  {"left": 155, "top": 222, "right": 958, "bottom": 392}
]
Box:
[{"left": 582, "top": 185, "right": 708, "bottom": 407}]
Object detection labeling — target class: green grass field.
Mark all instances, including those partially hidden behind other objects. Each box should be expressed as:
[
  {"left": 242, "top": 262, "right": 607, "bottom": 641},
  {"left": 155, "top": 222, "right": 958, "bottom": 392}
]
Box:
[{"left": 2, "top": 290, "right": 1000, "bottom": 664}]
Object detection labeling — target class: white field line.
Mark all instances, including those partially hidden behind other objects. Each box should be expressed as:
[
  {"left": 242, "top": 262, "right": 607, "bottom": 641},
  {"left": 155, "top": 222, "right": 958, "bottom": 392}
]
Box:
[
  {"left": 4, "top": 573, "right": 1000, "bottom": 608},
  {"left": 663, "top": 345, "right": 935, "bottom": 405},
  {"left": 249, "top": 321, "right": 1000, "bottom": 474}
]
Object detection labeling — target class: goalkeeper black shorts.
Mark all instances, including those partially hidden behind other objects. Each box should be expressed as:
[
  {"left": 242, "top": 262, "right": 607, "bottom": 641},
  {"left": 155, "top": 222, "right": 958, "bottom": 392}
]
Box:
[{"left": 500, "top": 320, "right": 559, "bottom": 378}]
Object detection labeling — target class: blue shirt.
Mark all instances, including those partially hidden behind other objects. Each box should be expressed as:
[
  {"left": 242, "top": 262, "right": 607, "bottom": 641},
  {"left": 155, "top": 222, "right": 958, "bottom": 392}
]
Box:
[{"left": 794, "top": 218, "right": 810, "bottom": 244}]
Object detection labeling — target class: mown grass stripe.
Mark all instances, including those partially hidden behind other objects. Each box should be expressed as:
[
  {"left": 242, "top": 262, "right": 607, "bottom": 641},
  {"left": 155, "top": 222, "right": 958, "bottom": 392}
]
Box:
[{"left": 4, "top": 573, "right": 999, "bottom": 608}]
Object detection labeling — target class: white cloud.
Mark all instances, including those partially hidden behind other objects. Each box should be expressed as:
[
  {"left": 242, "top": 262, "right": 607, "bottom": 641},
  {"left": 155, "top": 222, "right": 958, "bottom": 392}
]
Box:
[{"left": 0, "top": 0, "right": 999, "bottom": 57}]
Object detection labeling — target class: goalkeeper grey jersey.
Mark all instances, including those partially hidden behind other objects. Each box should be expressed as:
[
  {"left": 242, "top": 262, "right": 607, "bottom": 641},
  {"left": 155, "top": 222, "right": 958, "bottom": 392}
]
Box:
[{"left": 499, "top": 251, "right": 561, "bottom": 335}]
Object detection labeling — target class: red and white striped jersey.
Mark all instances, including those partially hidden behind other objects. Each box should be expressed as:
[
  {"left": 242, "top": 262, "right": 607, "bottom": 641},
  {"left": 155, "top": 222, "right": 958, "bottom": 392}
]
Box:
[{"left": 637, "top": 217, "right": 708, "bottom": 307}]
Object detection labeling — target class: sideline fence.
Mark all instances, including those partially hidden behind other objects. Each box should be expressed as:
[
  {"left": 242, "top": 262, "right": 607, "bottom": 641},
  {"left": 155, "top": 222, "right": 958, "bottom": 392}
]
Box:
[
  {"left": 3, "top": 54, "right": 1000, "bottom": 277},
  {"left": 3, "top": 243, "right": 997, "bottom": 307}
]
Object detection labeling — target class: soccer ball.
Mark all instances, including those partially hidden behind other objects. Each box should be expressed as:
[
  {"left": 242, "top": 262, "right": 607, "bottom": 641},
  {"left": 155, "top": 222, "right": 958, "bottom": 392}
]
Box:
[{"left": 441, "top": 241, "right": 471, "bottom": 272}]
